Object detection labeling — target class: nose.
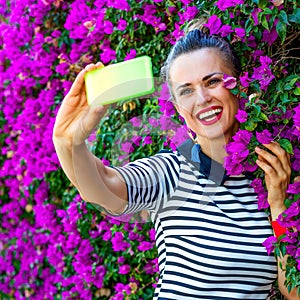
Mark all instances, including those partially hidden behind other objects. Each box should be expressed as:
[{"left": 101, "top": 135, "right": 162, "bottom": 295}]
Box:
[{"left": 196, "top": 87, "right": 212, "bottom": 105}]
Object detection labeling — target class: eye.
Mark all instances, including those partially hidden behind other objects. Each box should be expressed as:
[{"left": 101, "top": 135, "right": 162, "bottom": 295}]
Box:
[
  {"left": 179, "top": 88, "right": 193, "bottom": 96},
  {"left": 207, "top": 78, "right": 222, "bottom": 87}
]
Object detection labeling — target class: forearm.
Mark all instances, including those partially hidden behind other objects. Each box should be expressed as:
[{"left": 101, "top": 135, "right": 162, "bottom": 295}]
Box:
[
  {"left": 53, "top": 137, "right": 80, "bottom": 187},
  {"left": 53, "top": 138, "right": 127, "bottom": 213}
]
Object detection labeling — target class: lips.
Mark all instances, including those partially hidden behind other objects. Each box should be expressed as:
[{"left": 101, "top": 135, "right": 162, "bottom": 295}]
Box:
[{"left": 196, "top": 106, "right": 223, "bottom": 125}]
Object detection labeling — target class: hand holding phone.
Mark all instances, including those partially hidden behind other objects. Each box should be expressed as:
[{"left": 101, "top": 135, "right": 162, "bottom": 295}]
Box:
[{"left": 84, "top": 56, "right": 155, "bottom": 106}]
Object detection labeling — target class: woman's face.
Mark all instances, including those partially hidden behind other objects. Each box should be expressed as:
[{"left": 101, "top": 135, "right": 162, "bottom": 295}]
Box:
[{"left": 169, "top": 48, "right": 239, "bottom": 144}]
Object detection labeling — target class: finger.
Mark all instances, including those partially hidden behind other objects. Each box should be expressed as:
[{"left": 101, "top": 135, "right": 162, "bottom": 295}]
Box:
[
  {"left": 65, "top": 63, "right": 105, "bottom": 106},
  {"left": 255, "top": 146, "right": 282, "bottom": 171},
  {"left": 68, "top": 68, "right": 87, "bottom": 97},
  {"left": 263, "top": 142, "right": 291, "bottom": 168},
  {"left": 85, "top": 62, "right": 104, "bottom": 72},
  {"left": 255, "top": 158, "right": 277, "bottom": 178}
]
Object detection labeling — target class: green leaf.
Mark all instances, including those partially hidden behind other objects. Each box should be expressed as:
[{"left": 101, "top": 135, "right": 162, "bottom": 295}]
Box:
[
  {"left": 289, "top": 77, "right": 299, "bottom": 86},
  {"left": 258, "top": 0, "right": 268, "bottom": 9},
  {"left": 244, "top": 120, "right": 257, "bottom": 131},
  {"left": 294, "top": 87, "right": 300, "bottom": 96},
  {"left": 261, "top": 15, "right": 269, "bottom": 30},
  {"left": 276, "top": 20, "right": 286, "bottom": 43},
  {"left": 263, "top": 8, "right": 272, "bottom": 15},
  {"left": 278, "top": 10, "right": 289, "bottom": 25},
  {"left": 259, "top": 112, "right": 268, "bottom": 121},
  {"left": 288, "top": 8, "right": 300, "bottom": 24},
  {"left": 278, "top": 138, "right": 294, "bottom": 155}
]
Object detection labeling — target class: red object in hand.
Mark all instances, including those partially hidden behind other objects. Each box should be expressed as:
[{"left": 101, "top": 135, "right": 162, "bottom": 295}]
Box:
[{"left": 271, "top": 221, "right": 287, "bottom": 239}]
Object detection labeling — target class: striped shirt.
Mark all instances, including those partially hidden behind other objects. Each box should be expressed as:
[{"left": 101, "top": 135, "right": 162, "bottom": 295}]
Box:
[{"left": 114, "top": 140, "right": 277, "bottom": 299}]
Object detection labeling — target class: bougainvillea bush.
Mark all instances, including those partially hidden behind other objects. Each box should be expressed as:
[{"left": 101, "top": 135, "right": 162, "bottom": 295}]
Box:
[{"left": 0, "top": 0, "right": 299, "bottom": 298}]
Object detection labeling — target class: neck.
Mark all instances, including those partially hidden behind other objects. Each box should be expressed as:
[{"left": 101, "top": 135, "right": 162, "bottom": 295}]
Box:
[{"left": 197, "top": 137, "right": 228, "bottom": 165}]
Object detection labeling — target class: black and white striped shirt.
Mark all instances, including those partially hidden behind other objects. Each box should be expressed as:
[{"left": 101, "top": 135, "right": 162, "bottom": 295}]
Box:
[{"left": 114, "top": 140, "right": 277, "bottom": 299}]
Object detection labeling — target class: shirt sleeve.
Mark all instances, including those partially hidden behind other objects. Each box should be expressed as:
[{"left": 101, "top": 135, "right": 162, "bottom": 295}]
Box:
[{"left": 113, "top": 152, "right": 181, "bottom": 215}]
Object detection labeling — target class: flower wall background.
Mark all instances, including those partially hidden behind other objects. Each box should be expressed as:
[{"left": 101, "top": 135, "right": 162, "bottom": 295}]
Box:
[{"left": 0, "top": 0, "right": 299, "bottom": 299}]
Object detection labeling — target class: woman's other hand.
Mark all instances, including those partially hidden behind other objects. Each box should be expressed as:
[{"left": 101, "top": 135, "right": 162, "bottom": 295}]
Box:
[
  {"left": 255, "top": 142, "right": 291, "bottom": 219},
  {"left": 53, "top": 62, "right": 108, "bottom": 146}
]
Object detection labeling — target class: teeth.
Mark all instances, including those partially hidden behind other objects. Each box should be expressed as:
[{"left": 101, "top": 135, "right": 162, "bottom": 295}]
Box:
[{"left": 198, "top": 108, "right": 222, "bottom": 120}]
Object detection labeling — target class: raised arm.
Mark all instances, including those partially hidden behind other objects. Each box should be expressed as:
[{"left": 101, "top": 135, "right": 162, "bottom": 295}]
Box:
[
  {"left": 53, "top": 63, "right": 128, "bottom": 214},
  {"left": 255, "top": 142, "right": 298, "bottom": 300}
]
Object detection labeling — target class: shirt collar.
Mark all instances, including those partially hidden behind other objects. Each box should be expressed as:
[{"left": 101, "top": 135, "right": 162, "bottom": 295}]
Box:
[
  {"left": 178, "top": 139, "right": 254, "bottom": 185},
  {"left": 191, "top": 143, "right": 230, "bottom": 185}
]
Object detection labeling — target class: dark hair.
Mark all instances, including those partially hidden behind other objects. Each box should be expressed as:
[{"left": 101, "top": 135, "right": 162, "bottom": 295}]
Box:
[{"left": 161, "top": 28, "right": 241, "bottom": 96}]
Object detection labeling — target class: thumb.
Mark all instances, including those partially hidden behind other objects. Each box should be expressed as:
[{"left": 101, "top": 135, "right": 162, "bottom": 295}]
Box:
[{"left": 68, "top": 68, "right": 87, "bottom": 96}]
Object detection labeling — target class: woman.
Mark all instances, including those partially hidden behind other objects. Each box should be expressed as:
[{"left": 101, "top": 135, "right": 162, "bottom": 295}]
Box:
[{"left": 53, "top": 28, "right": 297, "bottom": 299}]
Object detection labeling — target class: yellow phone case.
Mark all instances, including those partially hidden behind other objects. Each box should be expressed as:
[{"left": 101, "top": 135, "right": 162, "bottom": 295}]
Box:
[{"left": 85, "top": 56, "right": 155, "bottom": 106}]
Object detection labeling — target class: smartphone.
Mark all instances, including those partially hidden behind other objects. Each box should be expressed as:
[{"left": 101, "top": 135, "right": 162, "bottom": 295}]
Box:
[{"left": 84, "top": 56, "right": 155, "bottom": 106}]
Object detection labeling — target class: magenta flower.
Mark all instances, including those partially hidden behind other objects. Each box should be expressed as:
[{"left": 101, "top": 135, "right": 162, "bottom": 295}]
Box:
[
  {"left": 223, "top": 74, "right": 237, "bottom": 89},
  {"left": 250, "top": 178, "right": 269, "bottom": 210},
  {"left": 224, "top": 155, "right": 244, "bottom": 175},
  {"left": 103, "top": 230, "right": 112, "bottom": 241},
  {"left": 235, "top": 109, "right": 248, "bottom": 123},
  {"left": 226, "top": 142, "right": 249, "bottom": 160},
  {"left": 251, "top": 8, "right": 262, "bottom": 26},
  {"left": 111, "top": 232, "right": 130, "bottom": 252},
  {"left": 204, "top": 15, "right": 222, "bottom": 35},
  {"left": 114, "top": 283, "right": 131, "bottom": 294},
  {"left": 103, "top": 20, "right": 114, "bottom": 34},
  {"left": 235, "top": 27, "right": 246, "bottom": 40},
  {"left": 252, "top": 56, "right": 275, "bottom": 91},
  {"left": 182, "top": 6, "right": 199, "bottom": 21},
  {"left": 262, "top": 27, "right": 278, "bottom": 46},
  {"left": 131, "top": 136, "right": 142, "bottom": 146},
  {"left": 119, "top": 264, "right": 131, "bottom": 274},
  {"left": 124, "top": 49, "right": 137, "bottom": 61},
  {"left": 100, "top": 46, "right": 116, "bottom": 64},
  {"left": 262, "top": 236, "right": 277, "bottom": 255},
  {"left": 171, "top": 23, "right": 184, "bottom": 42},
  {"left": 215, "top": 0, "right": 244, "bottom": 11},
  {"left": 107, "top": 0, "right": 130, "bottom": 11},
  {"left": 137, "top": 241, "right": 153, "bottom": 251},
  {"left": 130, "top": 116, "right": 141, "bottom": 127},
  {"left": 287, "top": 182, "right": 300, "bottom": 195},
  {"left": 117, "top": 256, "right": 125, "bottom": 264},
  {"left": 232, "top": 129, "right": 252, "bottom": 144},
  {"left": 256, "top": 129, "right": 273, "bottom": 144},
  {"left": 117, "top": 19, "right": 127, "bottom": 31},
  {"left": 225, "top": 130, "right": 252, "bottom": 175},
  {"left": 257, "top": 193, "right": 269, "bottom": 210},
  {"left": 144, "top": 258, "right": 159, "bottom": 274},
  {"left": 121, "top": 142, "right": 134, "bottom": 154},
  {"left": 55, "top": 62, "right": 69, "bottom": 76},
  {"left": 239, "top": 72, "right": 250, "bottom": 87},
  {"left": 142, "top": 136, "right": 152, "bottom": 146},
  {"left": 180, "top": 0, "right": 192, "bottom": 4},
  {"left": 292, "top": 149, "right": 300, "bottom": 171},
  {"left": 293, "top": 103, "right": 300, "bottom": 128},
  {"left": 244, "top": 160, "right": 258, "bottom": 172},
  {"left": 149, "top": 228, "right": 156, "bottom": 241},
  {"left": 219, "top": 24, "right": 233, "bottom": 37}
]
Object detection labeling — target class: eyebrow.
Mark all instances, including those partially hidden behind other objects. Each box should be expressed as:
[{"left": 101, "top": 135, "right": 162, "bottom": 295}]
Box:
[{"left": 175, "top": 72, "right": 224, "bottom": 92}]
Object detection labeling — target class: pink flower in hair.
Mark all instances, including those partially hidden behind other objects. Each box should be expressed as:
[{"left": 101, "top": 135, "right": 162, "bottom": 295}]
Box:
[{"left": 223, "top": 74, "right": 237, "bottom": 89}]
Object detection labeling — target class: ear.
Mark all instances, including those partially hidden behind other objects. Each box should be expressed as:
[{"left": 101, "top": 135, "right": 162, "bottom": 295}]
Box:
[{"left": 173, "top": 100, "right": 183, "bottom": 116}]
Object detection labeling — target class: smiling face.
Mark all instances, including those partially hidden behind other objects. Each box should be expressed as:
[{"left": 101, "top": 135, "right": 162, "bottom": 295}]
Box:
[{"left": 169, "top": 48, "right": 239, "bottom": 145}]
